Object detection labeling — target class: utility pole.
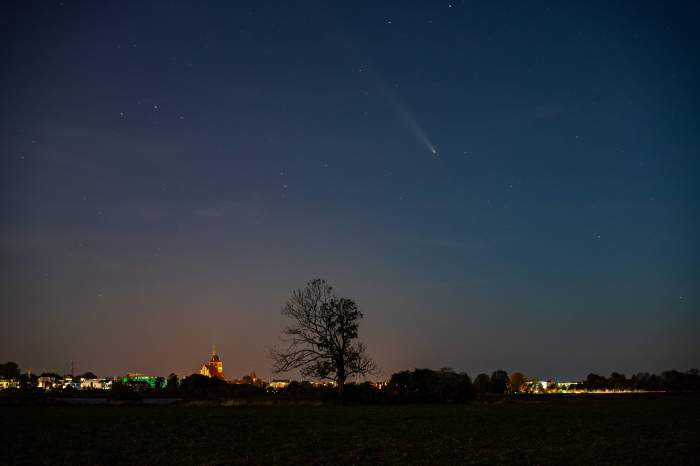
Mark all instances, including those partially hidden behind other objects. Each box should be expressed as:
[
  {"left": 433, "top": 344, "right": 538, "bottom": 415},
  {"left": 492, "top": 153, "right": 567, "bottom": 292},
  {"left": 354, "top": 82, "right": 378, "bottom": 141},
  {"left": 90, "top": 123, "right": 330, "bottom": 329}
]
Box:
[{"left": 71, "top": 360, "right": 74, "bottom": 378}]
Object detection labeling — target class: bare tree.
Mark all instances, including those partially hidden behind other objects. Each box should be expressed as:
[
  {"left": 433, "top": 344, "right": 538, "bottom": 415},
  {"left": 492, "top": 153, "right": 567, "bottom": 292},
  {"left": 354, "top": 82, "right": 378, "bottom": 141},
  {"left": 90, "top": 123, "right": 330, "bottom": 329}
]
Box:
[{"left": 268, "top": 279, "right": 377, "bottom": 396}]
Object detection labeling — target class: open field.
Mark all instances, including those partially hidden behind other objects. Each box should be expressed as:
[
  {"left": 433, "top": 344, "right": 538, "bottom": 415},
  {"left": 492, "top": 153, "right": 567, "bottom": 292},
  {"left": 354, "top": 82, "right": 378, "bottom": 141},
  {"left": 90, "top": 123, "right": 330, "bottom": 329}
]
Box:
[{"left": 2, "top": 396, "right": 699, "bottom": 465}]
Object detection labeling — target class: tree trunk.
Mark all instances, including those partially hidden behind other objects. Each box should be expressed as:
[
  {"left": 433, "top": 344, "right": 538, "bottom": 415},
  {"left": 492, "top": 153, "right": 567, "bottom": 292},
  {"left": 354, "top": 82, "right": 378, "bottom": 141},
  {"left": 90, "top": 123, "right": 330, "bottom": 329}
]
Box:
[
  {"left": 338, "top": 379, "right": 344, "bottom": 399},
  {"left": 336, "top": 357, "right": 346, "bottom": 401}
]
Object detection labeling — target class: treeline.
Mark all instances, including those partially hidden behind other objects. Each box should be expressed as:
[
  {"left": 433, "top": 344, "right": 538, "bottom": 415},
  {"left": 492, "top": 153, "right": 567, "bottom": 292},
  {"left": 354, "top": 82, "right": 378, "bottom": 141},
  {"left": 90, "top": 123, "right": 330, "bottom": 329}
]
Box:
[
  {"left": 578, "top": 370, "right": 700, "bottom": 392},
  {"left": 0, "top": 361, "right": 97, "bottom": 381},
  {"left": 110, "top": 369, "right": 484, "bottom": 402},
  {"left": 110, "top": 370, "right": 478, "bottom": 403},
  {"left": 111, "top": 368, "right": 700, "bottom": 402},
  {"left": 4, "top": 361, "right": 700, "bottom": 403}
]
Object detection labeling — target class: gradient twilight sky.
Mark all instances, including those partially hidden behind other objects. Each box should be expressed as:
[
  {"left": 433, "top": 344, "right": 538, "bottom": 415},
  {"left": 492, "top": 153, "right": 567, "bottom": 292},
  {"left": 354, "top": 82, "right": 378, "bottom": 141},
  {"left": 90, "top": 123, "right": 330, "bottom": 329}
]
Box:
[{"left": 1, "top": 1, "right": 698, "bottom": 381}]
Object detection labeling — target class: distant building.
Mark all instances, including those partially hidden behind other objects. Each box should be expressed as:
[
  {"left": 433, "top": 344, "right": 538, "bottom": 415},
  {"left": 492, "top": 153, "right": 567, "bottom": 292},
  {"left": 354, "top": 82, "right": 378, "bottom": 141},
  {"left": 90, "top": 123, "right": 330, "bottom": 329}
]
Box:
[
  {"left": 310, "top": 380, "right": 337, "bottom": 388},
  {"left": 121, "top": 373, "right": 163, "bottom": 389},
  {"left": 61, "top": 378, "right": 81, "bottom": 390},
  {"left": 524, "top": 380, "right": 579, "bottom": 393},
  {"left": 81, "top": 378, "right": 110, "bottom": 390},
  {"left": 200, "top": 345, "right": 225, "bottom": 380},
  {"left": 231, "top": 370, "right": 259, "bottom": 385},
  {"left": 37, "top": 376, "right": 58, "bottom": 390},
  {"left": 268, "top": 379, "right": 291, "bottom": 390},
  {"left": 525, "top": 380, "right": 549, "bottom": 392},
  {"left": 0, "top": 379, "right": 19, "bottom": 390}
]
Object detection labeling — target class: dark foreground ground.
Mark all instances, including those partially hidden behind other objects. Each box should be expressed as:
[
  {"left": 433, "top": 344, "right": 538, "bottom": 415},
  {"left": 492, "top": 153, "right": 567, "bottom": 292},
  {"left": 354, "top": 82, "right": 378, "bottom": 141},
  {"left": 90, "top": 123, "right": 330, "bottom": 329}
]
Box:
[{"left": 2, "top": 395, "right": 699, "bottom": 465}]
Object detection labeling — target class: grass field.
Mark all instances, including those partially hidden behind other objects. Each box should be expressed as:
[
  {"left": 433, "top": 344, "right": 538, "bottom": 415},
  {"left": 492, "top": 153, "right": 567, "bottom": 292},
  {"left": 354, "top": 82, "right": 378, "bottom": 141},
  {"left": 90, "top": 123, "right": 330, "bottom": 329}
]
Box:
[{"left": 3, "top": 396, "right": 699, "bottom": 465}]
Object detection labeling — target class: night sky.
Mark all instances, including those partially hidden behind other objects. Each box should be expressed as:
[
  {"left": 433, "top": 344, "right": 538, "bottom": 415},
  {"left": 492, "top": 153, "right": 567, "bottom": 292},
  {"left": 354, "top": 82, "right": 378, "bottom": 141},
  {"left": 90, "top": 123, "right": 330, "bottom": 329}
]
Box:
[{"left": 1, "top": 1, "right": 698, "bottom": 381}]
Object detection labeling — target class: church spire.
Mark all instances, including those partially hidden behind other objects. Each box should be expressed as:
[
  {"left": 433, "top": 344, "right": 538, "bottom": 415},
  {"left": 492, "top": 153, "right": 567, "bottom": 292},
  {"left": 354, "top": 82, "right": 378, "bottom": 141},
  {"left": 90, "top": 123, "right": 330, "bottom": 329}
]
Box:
[{"left": 201, "top": 344, "right": 224, "bottom": 379}]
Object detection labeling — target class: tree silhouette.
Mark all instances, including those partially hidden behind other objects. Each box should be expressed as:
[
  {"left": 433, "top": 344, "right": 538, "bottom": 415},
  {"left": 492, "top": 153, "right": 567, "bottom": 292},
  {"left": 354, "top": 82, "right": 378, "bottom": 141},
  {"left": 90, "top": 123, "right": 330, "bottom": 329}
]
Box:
[
  {"left": 166, "top": 373, "right": 179, "bottom": 392},
  {"left": 269, "top": 278, "right": 377, "bottom": 397},
  {"left": 509, "top": 372, "right": 527, "bottom": 393},
  {"left": 490, "top": 370, "right": 509, "bottom": 393},
  {"left": 473, "top": 373, "right": 491, "bottom": 393},
  {"left": 0, "top": 362, "right": 20, "bottom": 379}
]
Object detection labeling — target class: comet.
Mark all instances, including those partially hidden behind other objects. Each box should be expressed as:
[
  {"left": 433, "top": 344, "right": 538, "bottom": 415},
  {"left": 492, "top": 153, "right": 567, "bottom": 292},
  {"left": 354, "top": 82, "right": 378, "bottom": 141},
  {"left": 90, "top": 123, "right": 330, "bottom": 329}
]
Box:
[
  {"left": 360, "top": 64, "right": 437, "bottom": 156},
  {"left": 327, "top": 32, "right": 437, "bottom": 156},
  {"left": 398, "top": 105, "right": 437, "bottom": 155}
]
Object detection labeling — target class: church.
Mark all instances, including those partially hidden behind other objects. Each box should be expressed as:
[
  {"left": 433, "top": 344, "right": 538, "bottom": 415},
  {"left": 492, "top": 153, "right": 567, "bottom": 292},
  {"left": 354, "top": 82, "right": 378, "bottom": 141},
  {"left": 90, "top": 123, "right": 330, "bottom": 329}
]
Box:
[{"left": 200, "top": 345, "right": 225, "bottom": 380}]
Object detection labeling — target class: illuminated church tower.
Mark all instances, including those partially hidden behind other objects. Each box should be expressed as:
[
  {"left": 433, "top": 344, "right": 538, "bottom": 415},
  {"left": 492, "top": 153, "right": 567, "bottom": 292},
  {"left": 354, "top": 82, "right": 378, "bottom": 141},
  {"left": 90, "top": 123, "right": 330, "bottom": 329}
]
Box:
[{"left": 200, "top": 344, "right": 225, "bottom": 380}]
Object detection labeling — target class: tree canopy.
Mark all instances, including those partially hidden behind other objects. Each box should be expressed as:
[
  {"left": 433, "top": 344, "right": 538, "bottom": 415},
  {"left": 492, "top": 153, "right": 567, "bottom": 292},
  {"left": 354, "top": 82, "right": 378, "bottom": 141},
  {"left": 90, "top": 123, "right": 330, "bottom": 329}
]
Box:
[
  {"left": 0, "top": 362, "right": 20, "bottom": 379},
  {"left": 509, "top": 372, "right": 527, "bottom": 393},
  {"left": 269, "top": 279, "right": 377, "bottom": 396}
]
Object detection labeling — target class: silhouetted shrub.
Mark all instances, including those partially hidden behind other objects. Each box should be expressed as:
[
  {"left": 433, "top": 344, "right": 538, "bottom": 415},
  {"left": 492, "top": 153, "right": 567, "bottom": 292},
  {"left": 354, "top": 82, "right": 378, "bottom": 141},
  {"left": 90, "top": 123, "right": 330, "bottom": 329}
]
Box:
[
  {"left": 273, "top": 381, "right": 336, "bottom": 401},
  {"left": 473, "top": 373, "right": 491, "bottom": 394},
  {"left": 107, "top": 382, "right": 143, "bottom": 402},
  {"left": 179, "top": 374, "right": 229, "bottom": 399},
  {"left": 490, "top": 370, "right": 509, "bottom": 394},
  {"left": 342, "top": 382, "right": 383, "bottom": 403},
  {"left": 0, "top": 362, "right": 20, "bottom": 379},
  {"left": 226, "top": 383, "right": 267, "bottom": 399},
  {"left": 386, "top": 368, "right": 474, "bottom": 403}
]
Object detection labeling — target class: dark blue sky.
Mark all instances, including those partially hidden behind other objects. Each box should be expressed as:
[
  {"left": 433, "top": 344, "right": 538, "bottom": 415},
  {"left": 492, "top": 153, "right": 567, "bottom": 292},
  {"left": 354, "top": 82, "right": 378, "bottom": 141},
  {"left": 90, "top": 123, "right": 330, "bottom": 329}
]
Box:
[{"left": 1, "top": 1, "right": 698, "bottom": 380}]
